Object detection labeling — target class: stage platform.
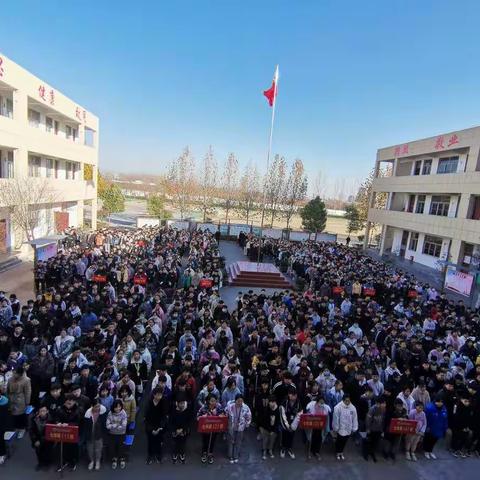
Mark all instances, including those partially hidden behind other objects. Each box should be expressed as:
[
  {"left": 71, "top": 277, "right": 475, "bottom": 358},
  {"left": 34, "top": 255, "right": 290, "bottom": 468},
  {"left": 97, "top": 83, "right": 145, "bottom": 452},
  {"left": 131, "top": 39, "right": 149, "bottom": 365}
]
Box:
[{"left": 226, "top": 261, "right": 294, "bottom": 289}]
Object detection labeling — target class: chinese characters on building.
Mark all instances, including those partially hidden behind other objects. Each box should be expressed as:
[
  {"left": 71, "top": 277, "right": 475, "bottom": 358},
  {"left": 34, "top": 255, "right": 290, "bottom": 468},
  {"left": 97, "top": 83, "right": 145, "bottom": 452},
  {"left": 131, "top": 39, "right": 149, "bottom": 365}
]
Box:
[
  {"left": 0, "top": 57, "right": 4, "bottom": 78},
  {"left": 38, "top": 85, "right": 55, "bottom": 105},
  {"left": 394, "top": 144, "right": 409, "bottom": 157},
  {"left": 75, "top": 107, "right": 86, "bottom": 122},
  {"left": 435, "top": 134, "right": 459, "bottom": 150}
]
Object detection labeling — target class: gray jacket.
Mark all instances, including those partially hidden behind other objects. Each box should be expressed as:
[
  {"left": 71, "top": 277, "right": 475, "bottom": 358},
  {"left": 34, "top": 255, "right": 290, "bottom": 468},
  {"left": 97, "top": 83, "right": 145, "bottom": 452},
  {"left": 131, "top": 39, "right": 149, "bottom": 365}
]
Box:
[{"left": 365, "top": 404, "right": 386, "bottom": 433}]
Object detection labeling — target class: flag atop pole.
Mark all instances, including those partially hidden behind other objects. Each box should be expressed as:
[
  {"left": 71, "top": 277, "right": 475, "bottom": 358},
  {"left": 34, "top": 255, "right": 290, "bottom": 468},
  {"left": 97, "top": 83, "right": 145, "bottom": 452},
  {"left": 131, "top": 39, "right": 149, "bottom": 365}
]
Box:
[
  {"left": 263, "top": 65, "right": 279, "bottom": 107},
  {"left": 259, "top": 65, "right": 280, "bottom": 241}
]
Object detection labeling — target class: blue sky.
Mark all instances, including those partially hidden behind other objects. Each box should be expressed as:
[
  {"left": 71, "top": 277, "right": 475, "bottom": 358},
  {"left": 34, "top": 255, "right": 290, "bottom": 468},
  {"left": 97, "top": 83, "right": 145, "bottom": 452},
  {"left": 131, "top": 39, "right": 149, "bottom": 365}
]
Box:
[{"left": 2, "top": 0, "right": 480, "bottom": 195}]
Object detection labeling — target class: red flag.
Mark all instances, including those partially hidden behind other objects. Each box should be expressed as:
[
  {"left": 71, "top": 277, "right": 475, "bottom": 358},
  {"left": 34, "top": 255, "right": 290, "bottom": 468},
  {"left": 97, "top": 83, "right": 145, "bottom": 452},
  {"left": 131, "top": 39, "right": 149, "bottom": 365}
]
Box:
[{"left": 263, "top": 66, "right": 279, "bottom": 107}]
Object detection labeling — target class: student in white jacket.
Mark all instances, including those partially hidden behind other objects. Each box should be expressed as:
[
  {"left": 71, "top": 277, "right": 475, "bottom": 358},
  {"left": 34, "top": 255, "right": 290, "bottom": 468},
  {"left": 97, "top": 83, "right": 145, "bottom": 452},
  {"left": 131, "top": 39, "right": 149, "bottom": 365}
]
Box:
[{"left": 332, "top": 394, "right": 358, "bottom": 460}]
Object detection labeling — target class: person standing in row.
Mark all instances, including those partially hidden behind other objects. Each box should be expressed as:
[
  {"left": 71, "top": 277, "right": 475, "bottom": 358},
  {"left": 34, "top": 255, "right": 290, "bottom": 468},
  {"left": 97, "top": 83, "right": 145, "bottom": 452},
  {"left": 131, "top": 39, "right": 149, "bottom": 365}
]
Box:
[
  {"left": 106, "top": 399, "right": 127, "bottom": 469},
  {"left": 279, "top": 389, "right": 301, "bottom": 459},
  {"left": 424, "top": 396, "right": 448, "bottom": 459},
  {"left": 197, "top": 394, "right": 224, "bottom": 464},
  {"left": 363, "top": 396, "right": 386, "bottom": 462},
  {"left": 145, "top": 387, "right": 169, "bottom": 465},
  {"left": 405, "top": 401, "right": 426, "bottom": 461},
  {"left": 170, "top": 395, "right": 190, "bottom": 464},
  {"left": 305, "top": 395, "right": 331, "bottom": 460},
  {"left": 226, "top": 393, "right": 252, "bottom": 463},
  {"left": 29, "top": 405, "right": 53, "bottom": 470},
  {"left": 332, "top": 394, "right": 358, "bottom": 460},
  {"left": 6, "top": 367, "right": 31, "bottom": 439},
  {"left": 84, "top": 400, "right": 107, "bottom": 470},
  {"left": 258, "top": 396, "right": 281, "bottom": 460}
]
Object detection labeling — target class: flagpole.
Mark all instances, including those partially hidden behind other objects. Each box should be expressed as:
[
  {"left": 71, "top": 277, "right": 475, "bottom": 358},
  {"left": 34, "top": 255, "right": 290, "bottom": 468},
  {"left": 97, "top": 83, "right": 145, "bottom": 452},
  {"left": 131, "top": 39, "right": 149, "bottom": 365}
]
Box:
[{"left": 258, "top": 65, "right": 279, "bottom": 265}]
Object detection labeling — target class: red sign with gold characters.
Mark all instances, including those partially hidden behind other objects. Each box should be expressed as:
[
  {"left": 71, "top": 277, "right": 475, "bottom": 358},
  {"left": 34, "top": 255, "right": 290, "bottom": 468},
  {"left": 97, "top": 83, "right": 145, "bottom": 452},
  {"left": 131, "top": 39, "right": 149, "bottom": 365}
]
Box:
[
  {"left": 45, "top": 424, "right": 79, "bottom": 444},
  {"left": 197, "top": 415, "right": 228, "bottom": 433},
  {"left": 388, "top": 418, "right": 417, "bottom": 435},
  {"left": 299, "top": 414, "right": 327, "bottom": 430}
]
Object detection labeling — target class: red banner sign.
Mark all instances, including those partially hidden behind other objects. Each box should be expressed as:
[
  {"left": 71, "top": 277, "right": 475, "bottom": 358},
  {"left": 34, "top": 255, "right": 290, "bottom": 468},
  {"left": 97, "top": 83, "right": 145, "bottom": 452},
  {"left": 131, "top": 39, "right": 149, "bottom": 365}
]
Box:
[
  {"left": 407, "top": 290, "right": 418, "bottom": 298},
  {"left": 299, "top": 414, "right": 327, "bottom": 430},
  {"left": 332, "top": 286, "right": 344, "bottom": 295},
  {"left": 45, "top": 424, "right": 79, "bottom": 443},
  {"left": 388, "top": 418, "right": 417, "bottom": 435},
  {"left": 92, "top": 274, "right": 107, "bottom": 283},
  {"left": 363, "top": 287, "right": 376, "bottom": 297},
  {"left": 199, "top": 279, "right": 213, "bottom": 289},
  {"left": 133, "top": 275, "right": 147, "bottom": 286},
  {"left": 197, "top": 415, "right": 228, "bottom": 433}
]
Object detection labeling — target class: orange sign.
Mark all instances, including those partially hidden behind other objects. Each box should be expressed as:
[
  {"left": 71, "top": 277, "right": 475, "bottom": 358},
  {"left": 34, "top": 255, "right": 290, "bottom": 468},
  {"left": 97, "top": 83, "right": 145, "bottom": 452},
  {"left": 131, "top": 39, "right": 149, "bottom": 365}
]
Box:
[
  {"left": 45, "top": 424, "right": 79, "bottom": 443},
  {"left": 299, "top": 414, "right": 327, "bottom": 430},
  {"left": 388, "top": 418, "right": 417, "bottom": 435},
  {"left": 197, "top": 415, "right": 228, "bottom": 433}
]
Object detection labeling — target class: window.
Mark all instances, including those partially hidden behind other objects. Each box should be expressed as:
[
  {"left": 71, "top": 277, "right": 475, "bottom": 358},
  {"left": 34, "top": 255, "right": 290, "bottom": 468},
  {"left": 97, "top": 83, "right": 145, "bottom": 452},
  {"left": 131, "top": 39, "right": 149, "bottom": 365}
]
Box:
[
  {"left": 413, "top": 160, "right": 421, "bottom": 175},
  {"left": 0, "top": 150, "right": 14, "bottom": 178},
  {"left": 65, "top": 161, "right": 79, "bottom": 180},
  {"left": 0, "top": 95, "right": 13, "bottom": 118},
  {"left": 423, "top": 235, "right": 443, "bottom": 257},
  {"left": 72, "top": 128, "right": 78, "bottom": 142},
  {"left": 409, "top": 232, "right": 419, "bottom": 251},
  {"left": 437, "top": 156, "right": 459, "bottom": 174},
  {"left": 422, "top": 159, "right": 432, "bottom": 175},
  {"left": 469, "top": 195, "right": 480, "bottom": 220},
  {"left": 28, "top": 155, "right": 41, "bottom": 177},
  {"left": 66, "top": 125, "right": 72, "bottom": 139},
  {"left": 406, "top": 194, "right": 415, "bottom": 213},
  {"left": 462, "top": 243, "right": 474, "bottom": 266},
  {"left": 66, "top": 161, "right": 73, "bottom": 179},
  {"left": 415, "top": 195, "right": 426, "bottom": 214},
  {"left": 54, "top": 120, "right": 59, "bottom": 135},
  {"left": 46, "top": 117, "right": 53, "bottom": 133},
  {"left": 28, "top": 109, "right": 41, "bottom": 128},
  {"left": 54, "top": 159, "right": 60, "bottom": 179},
  {"left": 45, "top": 158, "right": 54, "bottom": 178},
  {"left": 430, "top": 195, "right": 450, "bottom": 216},
  {"left": 84, "top": 128, "right": 95, "bottom": 147}
]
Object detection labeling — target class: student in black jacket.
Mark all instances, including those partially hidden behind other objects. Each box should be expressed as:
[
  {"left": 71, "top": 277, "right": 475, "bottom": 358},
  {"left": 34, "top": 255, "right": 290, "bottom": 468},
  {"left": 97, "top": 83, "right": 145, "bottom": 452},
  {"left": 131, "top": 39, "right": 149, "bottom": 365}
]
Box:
[
  {"left": 84, "top": 400, "right": 107, "bottom": 470},
  {"left": 144, "top": 387, "right": 169, "bottom": 464},
  {"left": 258, "top": 396, "right": 281, "bottom": 460},
  {"left": 170, "top": 394, "right": 191, "bottom": 464},
  {"left": 41, "top": 383, "right": 64, "bottom": 416},
  {"left": 29, "top": 405, "right": 53, "bottom": 470},
  {"left": 451, "top": 394, "right": 474, "bottom": 457},
  {"left": 54, "top": 395, "right": 81, "bottom": 471},
  {"left": 383, "top": 398, "right": 407, "bottom": 461}
]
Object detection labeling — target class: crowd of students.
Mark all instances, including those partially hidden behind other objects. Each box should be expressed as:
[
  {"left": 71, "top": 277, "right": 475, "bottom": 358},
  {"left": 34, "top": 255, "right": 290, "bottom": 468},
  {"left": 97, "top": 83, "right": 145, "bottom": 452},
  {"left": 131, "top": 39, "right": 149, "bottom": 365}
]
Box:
[{"left": 0, "top": 226, "right": 479, "bottom": 472}]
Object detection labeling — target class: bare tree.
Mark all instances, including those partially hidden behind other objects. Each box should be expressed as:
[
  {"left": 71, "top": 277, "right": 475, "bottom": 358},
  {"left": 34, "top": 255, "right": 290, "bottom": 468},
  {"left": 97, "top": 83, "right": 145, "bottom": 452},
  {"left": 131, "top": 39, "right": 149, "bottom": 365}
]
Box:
[
  {"left": 312, "top": 170, "right": 328, "bottom": 199},
  {"left": 164, "top": 147, "right": 196, "bottom": 219},
  {"left": 283, "top": 158, "right": 308, "bottom": 229},
  {"left": 0, "top": 177, "right": 59, "bottom": 243},
  {"left": 236, "top": 163, "right": 260, "bottom": 224},
  {"left": 198, "top": 146, "right": 217, "bottom": 222},
  {"left": 263, "top": 154, "right": 287, "bottom": 227},
  {"left": 221, "top": 153, "right": 239, "bottom": 223}
]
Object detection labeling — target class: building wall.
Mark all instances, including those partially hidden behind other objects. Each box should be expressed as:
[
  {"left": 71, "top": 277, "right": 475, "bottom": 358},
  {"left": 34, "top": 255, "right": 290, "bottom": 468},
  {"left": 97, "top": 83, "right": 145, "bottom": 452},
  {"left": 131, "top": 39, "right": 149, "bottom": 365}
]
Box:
[
  {"left": 367, "top": 126, "right": 480, "bottom": 271},
  {"left": 0, "top": 52, "right": 99, "bottom": 252}
]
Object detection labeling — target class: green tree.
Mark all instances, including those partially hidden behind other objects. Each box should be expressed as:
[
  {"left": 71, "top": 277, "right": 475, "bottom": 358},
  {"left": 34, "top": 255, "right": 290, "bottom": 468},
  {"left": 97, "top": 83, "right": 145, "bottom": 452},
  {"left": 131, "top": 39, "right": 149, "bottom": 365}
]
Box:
[
  {"left": 147, "top": 193, "right": 171, "bottom": 219},
  {"left": 300, "top": 196, "right": 327, "bottom": 234},
  {"left": 99, "top": 178, "right": 125, "bottom": 217},
  {"left": 344, "top": 204, "right": 364, "bottom": 233}
]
